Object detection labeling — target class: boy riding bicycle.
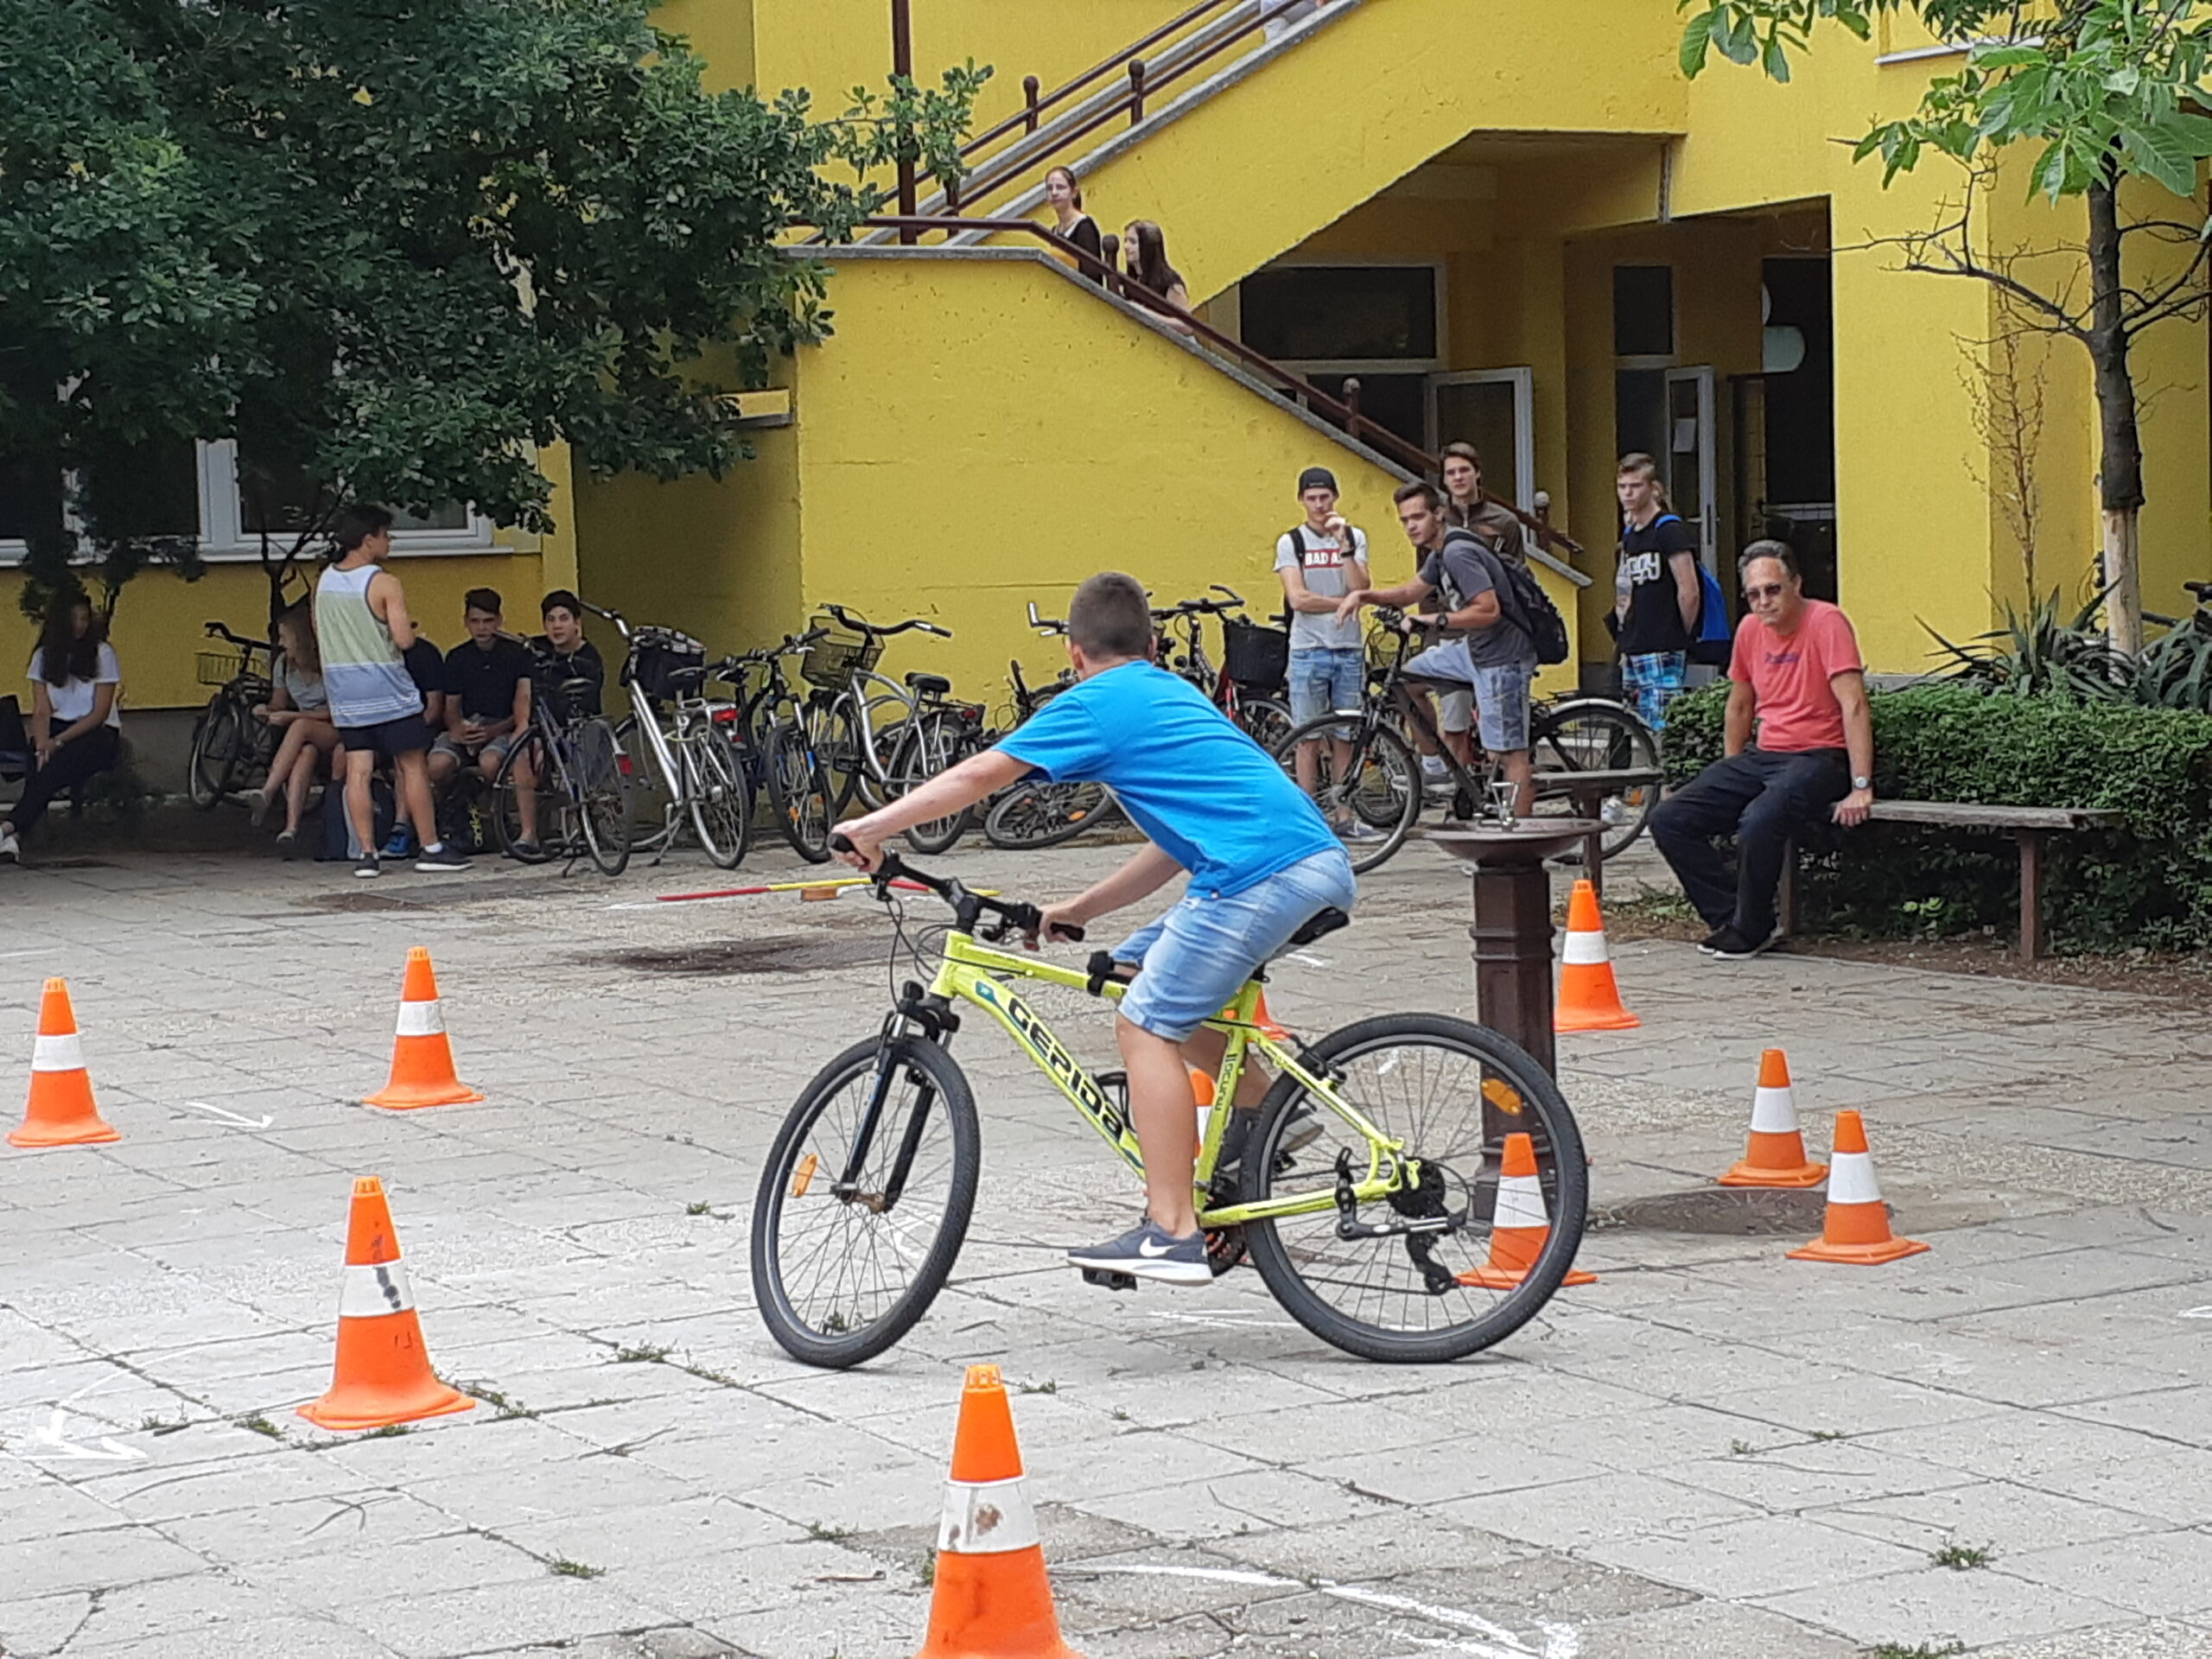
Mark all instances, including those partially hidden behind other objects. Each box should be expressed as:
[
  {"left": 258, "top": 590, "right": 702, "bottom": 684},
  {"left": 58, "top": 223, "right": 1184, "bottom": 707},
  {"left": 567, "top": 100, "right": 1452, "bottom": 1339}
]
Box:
[{"left": 832, "top": 571, "right": 1357, "bottom": 1285}]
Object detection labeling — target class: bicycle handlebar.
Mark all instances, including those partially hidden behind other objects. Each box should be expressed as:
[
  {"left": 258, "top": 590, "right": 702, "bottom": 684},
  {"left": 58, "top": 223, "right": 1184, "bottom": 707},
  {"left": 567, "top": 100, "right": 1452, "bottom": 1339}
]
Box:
[
  {"left": 203, "top": 622, "right": 272, "bottom": 655},
  {"left": 829, "top": 836, "right": 1085, "bottom": 944},
  {"left": 1150, "top": 590, "right": 1245, "bottom": 620},
  {"left": 824, "top": 603, "right": 953, "bottom": 641},
  {"left": 1026, "top": 601, "right": 1070, "bottom": 637}
]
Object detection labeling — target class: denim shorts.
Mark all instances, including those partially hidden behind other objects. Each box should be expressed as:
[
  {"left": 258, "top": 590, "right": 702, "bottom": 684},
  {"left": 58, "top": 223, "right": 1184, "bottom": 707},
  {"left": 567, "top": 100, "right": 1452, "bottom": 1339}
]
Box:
[
  {"left": 1404, "top": 641, "right": 1534, "bottom": 752},
  {"left": 1287, "top": 647, "right": 1366, "bottom": 735},
  {"left": 1111, "top": 849, "right": 1358, "bottom": 1041}
]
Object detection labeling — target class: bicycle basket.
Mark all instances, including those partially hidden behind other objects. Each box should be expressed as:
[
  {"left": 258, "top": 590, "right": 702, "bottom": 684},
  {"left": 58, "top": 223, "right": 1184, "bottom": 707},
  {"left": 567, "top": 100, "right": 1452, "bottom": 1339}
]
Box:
[
  {"left": 799, "top": 620, "right": 881, "bottom": 691},
  {"left": 1222, "top": 617, "right": 1290, "bottom": 690},
  {"left": 196, "top": 650, "right": 245, "bottom": 686},
  {"left": 625, "top": 628, "right": 708, "bottom": 702}
]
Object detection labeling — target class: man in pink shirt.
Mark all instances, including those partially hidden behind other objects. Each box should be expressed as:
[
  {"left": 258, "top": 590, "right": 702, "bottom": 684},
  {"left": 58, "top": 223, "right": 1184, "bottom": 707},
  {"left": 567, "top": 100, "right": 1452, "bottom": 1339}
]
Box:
[{"left": 1650, "top": 541, "right": 1875, "bottom": 959}]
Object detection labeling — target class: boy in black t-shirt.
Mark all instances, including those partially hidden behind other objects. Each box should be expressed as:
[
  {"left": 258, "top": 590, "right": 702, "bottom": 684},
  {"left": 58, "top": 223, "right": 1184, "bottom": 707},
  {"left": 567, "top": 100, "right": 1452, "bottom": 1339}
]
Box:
[
  {"left": 1611, "top": 453, "right": 1701, "bottom": 734},
  {"left": 529, "top": 589, "right": 606, "bottom": 718},
  {"left": 429, "top": 588, "right": 538, "bottom": 853}
]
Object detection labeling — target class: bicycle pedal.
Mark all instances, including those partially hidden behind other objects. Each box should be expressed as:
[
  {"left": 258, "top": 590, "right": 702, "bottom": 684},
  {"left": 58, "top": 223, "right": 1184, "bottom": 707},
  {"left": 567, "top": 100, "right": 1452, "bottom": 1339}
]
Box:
[{"left": 1079, "top": 1268, "right": 1139, "bottom": 1293}]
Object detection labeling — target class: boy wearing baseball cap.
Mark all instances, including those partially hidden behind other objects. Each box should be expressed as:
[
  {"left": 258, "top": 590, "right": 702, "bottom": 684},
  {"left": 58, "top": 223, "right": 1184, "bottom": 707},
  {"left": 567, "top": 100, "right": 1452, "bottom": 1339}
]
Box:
[{"left": 1274, "top": 467, "right": 1377, "bottom": 842}]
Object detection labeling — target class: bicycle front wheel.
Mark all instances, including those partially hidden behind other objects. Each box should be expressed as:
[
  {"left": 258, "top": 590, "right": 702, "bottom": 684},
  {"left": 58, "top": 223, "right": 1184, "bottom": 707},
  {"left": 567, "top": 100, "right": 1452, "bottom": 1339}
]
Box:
[
  {"left": 491, "top": 730, "right": 557, "bottom": 862},
  {"left": 575, "top": 719, "right": 632, "bottom": 877},
  {"left": 1531, "top": 700, "right": 1662, "bottom": 861},
  {"left": 752, "top": 1034, "right": 980, "bottom": 1369},
  {"left": 765, "top": 719, "right": 835, "bottom": 862},
  {"left": 684, "top": 730, "right": 752, "bottom": 870},
  {"left": 982, "top": 777, "right": 1114, "bottom": 850},
  {"left": 188, "top": 697, "right": 243, "bottom": 810},
  {"left": 1241, "top": 1014, "right": 1588, "bottom": 1364},
  {"left": 1271, "top": 714, "right": 1418, "bottom": 874}
]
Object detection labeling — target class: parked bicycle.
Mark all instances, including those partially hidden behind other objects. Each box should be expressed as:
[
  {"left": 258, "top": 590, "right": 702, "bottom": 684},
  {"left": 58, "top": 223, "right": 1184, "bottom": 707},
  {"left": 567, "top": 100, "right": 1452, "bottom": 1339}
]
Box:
[
  {"left": 587, "top": 603, "right": 752, "bottom": 869},
  {"left": 1152, "top": 585, "right": 1294, "bottom": 751},
  {"left": 982, "top": 603, "right": 1122, "bottom": 851},
  {"left": 187, "top": 622, "right": 277, "bottom": 810},
  {"left": 796, "top": 605, "right": 954, "bottom": 818},
  {"left": 751, "top": 842, "right": 1589, "bottom": 1368},
  {"left": 488, "top": 641, "right": 632, "bottom": 876},
  {"left": 724, "top": 628, "right": 836, "bottom": 863},
  {"left": 1271, "top": 612, "right": 1662, "bottom": 874}
]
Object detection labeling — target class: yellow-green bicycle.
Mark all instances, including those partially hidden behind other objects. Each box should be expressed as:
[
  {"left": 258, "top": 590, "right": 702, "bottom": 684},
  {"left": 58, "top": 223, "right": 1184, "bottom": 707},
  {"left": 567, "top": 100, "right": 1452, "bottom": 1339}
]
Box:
[{"left": 750, "top": 848, "right": 1589, "bottom": 1366}]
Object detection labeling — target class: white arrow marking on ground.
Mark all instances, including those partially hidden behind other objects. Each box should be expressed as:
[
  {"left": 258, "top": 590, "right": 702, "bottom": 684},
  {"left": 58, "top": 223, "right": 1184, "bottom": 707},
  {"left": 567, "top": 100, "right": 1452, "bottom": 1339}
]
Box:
[
  {"left": 1066, "top": 1563, "right": 1577, "bottom": 1658},
  {"left": 23, "top": 1408, "right": 144, "bottom": 1462},
  {"left": 1288, "top": 951, "right": 1332, "bottom": 968},
  {"left": 178, "top": 1100, "right": 274, "bottom": 1129},
  {"left": 2179, "top": 1306, "right": 2212, "bottom": 1319}
]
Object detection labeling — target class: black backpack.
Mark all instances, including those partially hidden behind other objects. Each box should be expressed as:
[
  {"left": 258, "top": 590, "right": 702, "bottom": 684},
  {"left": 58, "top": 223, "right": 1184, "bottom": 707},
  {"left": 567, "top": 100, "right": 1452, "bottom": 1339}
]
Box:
[{"left": 1441, "top": 529, "right": 1570, "bottom": 667}]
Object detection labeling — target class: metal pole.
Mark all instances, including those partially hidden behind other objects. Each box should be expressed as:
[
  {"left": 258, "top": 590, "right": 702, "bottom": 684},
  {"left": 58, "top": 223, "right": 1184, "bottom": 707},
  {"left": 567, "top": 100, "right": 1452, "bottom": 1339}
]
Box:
[{"left": 893, "top": 0, "right": 918, "bottom": 245}]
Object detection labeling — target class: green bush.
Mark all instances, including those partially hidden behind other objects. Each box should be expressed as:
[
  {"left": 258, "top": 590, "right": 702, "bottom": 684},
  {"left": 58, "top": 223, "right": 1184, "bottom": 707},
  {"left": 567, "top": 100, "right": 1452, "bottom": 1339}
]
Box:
[{"left": 1662, "top": 682, "right": 2212, "bottom": 952}]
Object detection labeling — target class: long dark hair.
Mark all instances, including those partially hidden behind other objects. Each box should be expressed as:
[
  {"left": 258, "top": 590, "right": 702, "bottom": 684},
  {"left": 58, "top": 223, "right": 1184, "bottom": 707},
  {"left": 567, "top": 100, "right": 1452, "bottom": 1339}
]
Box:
[
  {"left": 1122, "top": 220, "right": 1181, "bottom": 296},
  {"left": 35, "top": 594, "right": 102, "bottom": 686}
]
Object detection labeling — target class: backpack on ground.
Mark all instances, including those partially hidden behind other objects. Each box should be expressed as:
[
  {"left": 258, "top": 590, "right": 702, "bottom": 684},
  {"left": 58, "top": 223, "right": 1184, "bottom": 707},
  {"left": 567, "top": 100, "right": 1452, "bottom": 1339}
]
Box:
[
  {"left": 1445, "top": 528, "right": 1570, "bottom": 667},
  {"left": 317, "top": 777, "right": 396, "bottom": 861}
]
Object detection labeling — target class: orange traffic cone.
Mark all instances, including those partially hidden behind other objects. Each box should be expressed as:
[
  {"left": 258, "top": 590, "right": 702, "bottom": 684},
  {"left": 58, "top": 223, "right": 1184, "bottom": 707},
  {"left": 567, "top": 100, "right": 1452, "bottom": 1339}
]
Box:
[
  {"left": 1555, "top": 880, "right": 1639, "bottom": 1033},
  {"left": 364, "top": 948, "right": 482, "bottom": 1109},
  {"left": 1252, "top": 990, "right": 1292, "bottom": 1043},
  {"left": 1717, "top": 1048, "right": 1827, "bottom": 1187},
  {"left": 299, "top": 1177, "right": 474, "bottom": 1431},
  {"left": 10, "top": 979, "right": 119, "bottom": 1148},
  {"left": 915, "top": 1364, "right": 1083, "bottom": 1659},
  {"left": 1457, "top": 1132, "right": 1596, "bottom": 1290},
  {"left": 1788, "top": 1111, "right": 1930, "bottom": 1265}
]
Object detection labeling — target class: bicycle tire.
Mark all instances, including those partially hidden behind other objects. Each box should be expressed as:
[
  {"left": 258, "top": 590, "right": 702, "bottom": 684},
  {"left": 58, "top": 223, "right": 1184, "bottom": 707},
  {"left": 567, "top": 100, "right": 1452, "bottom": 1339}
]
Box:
[
  {"left": 187, "top": 697, "right": 242, "bottom": 810},
  {"left": 575, "top": 718, "right": 632, "bottom": 877},
  {"left": 982, "top": 777, "right": 1115, "bottom": 850},
  {"left": 684, "top": 730, "right": 752, "bottom": 870},
  {"left": 765, "top": 718, "right": 835, "bottom": 862},
  {"left": 1271, "top": 713, "right": 1419, "bottom": 874},
  {"left": 1531, "top": 699, "right": 1662, "bottom": 862},
  {"left": 490, "top": 730, "right": 556, "bottom": 863},
  {"left": 1241, "top": 1013, "right": 1589, "bottom": 1364},
  {"left": 751, "top": 1033, "right": 980, "bottom": 1369},
  {"left": 810, "top": 698, "right": 865, "bottom": 819},
  {"left": 1236, "top": 695, "right": 1295, "bottom": 755},
  {"left": 891, "top": 712, "right": 976, "bottom": 855}
]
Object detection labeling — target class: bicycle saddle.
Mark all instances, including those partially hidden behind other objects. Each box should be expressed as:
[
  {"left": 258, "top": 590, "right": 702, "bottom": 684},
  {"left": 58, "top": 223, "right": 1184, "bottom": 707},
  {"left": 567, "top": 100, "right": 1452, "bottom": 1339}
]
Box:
[
  {"left": 1286, "top": 907, "right": 1351, "bottom": 949},
  {"left": 906, "top": 671, "right": 952, "bottom": 696},
  {"left": 664, "top": 664, "right": 709, "bottom": 692}
]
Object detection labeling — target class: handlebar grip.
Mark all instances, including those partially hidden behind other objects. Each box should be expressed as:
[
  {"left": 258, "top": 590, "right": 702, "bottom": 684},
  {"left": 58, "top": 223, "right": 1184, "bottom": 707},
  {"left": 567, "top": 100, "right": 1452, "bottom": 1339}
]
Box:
[{"left": 920, "top": 622, "right": 953, "bottom": 638}]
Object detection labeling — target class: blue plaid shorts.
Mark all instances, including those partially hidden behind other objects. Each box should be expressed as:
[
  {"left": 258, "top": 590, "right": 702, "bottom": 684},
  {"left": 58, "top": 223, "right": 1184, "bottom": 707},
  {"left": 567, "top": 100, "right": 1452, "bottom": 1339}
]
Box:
[{"left": 1621, "top": 651, "right": 1688, "bottom": 733}]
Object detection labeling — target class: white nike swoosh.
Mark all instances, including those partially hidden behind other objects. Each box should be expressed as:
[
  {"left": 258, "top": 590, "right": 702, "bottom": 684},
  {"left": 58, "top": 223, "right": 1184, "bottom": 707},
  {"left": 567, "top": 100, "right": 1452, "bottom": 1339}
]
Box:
[{"left": 1137, "top": 1238, "right": 1177, "bottom": 1258}]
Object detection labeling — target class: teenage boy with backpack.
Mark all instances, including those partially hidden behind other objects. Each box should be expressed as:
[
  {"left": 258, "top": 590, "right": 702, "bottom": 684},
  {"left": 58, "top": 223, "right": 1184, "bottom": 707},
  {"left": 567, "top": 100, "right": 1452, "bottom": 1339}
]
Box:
[
  {"left": 1611, "top": 452, "right": 1704, "bottom": 734},
  {"left": 830, "top": 571, "right": 1357, "bottom": 1286},
  {"left": 1273, "top": 465, "right": 1376, "bottom": 842},
  {"left": 1337, "top": 480, "right": 1541, "bottom": 816}
]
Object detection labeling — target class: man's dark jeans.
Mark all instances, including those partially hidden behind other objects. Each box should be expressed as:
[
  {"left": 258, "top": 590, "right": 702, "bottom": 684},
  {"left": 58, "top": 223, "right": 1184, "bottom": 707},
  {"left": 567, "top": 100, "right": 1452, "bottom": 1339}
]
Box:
[{"left": 1649, "top": 747, "right": 1851, "bottom": 941}]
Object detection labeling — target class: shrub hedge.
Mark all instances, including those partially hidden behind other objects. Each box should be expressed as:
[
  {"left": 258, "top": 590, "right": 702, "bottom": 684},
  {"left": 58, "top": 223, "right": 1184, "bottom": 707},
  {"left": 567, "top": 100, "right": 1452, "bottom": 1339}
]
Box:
[{"left": 1662, "top": 682, "right": 2212, "bottom": 952}]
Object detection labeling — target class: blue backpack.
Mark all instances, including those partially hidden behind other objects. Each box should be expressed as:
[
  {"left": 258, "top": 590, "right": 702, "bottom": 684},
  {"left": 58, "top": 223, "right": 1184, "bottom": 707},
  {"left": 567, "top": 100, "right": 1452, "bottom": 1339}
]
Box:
[{"left": 1653, "top": 513, "right": 1734, "bottom": 667}]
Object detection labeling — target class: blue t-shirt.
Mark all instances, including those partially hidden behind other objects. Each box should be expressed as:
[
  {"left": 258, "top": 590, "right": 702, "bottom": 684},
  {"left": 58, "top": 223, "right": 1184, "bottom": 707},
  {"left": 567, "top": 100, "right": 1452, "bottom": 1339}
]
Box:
[{"left": 998, "top": 662, "right": 1338, "bottom": 897}]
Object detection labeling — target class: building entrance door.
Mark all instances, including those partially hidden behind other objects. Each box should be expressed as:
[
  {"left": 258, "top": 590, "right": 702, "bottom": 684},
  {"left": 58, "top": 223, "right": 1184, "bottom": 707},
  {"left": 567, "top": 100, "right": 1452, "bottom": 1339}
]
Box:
[
  {"left": 1664, "top": 365, "right": 1718, "bottom": 572},
  {"left": 1427, "top": 368, "right": 1535, "bottom": 510}
]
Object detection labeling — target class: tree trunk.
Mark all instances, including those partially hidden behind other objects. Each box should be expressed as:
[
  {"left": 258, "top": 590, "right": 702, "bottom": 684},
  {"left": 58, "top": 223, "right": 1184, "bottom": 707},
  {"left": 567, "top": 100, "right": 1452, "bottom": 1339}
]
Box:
[{"left": 2087, "top": 175, "right": 2145, "bottom": 654}]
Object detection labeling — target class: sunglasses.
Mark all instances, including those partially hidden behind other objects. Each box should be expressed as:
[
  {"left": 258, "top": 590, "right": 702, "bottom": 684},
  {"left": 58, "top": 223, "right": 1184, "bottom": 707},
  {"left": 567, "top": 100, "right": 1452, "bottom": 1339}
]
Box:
[{"left": 1743, "top": 582, "right": 1787, "bottom": 601}]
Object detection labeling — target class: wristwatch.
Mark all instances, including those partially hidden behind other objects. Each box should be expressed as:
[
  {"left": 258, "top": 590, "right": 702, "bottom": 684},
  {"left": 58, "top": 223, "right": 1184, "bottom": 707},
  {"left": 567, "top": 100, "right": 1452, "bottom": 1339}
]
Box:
[{"left": 1853, "top": 775, "right": 1872, "bottom": 791}]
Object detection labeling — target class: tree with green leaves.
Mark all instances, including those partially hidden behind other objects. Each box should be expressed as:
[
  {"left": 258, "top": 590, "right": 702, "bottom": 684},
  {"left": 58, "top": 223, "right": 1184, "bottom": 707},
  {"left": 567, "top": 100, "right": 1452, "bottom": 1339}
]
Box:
[
  {"left": 0, "top": 0, "right": 984, "bottom": 627},
  {"left": 1680, "top": 1, "right": 2212, "bottom": 651}
]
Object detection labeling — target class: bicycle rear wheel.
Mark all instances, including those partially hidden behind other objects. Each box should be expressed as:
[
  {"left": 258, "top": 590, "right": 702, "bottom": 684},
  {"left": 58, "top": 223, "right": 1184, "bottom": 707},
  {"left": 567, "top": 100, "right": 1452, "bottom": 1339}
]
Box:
[
  {"left": 574, "top": 718, "right": 632, "bottom": 877},
  {"left": 752, "top": 1034, "right": 980, "bottom": 1369},
  {"left": 889, "top": 711, "right": 976, "bottom": 855},
  {"left": 1270, "top": 714, "right": 1418, "bottom": 874},
  {"left": 684, "top": 730, "right": 751, "bottom": 869},
  {"left": 1234, "top": 694, "right": 1294, "bottom": 755},
  {"left": 1241, "top": 1013, "right": 1588, "bottom": 1364},
  {"left": 765, "top": 719, "right": 835, "bottom": 862},
  {"left": 982, "top": 777, "right": 1115, "bottom": 850},
  {"left": 1530, "top": 700, "right": 1662, "bottom": 861}
]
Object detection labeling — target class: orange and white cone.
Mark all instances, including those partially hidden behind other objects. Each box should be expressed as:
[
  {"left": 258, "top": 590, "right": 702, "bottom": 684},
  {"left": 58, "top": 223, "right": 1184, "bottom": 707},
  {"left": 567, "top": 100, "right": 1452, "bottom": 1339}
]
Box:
[
  {"left": 916, "top": 1363, "right": 1082, "bottom": 1659},
  {"left": 10, "top": 979, "right": 119, "bottom": 1148},
  {"left": 1555, "top": 880, "right": 1639, "bottom": 1033},
  {"left": 299, "top": 1177, "right": 474, "bottom": 1431},
  {"left": 364, "top": 948, "right": 482, "bottom": 1110},
  {"left": 1457, "top": 1132, "right": 1596, "bottom": 1290},
  {"left": 1717, "top": 1048, "right": 1827, "bottom": 1188},
  {"left": 1788, "top": 1111, "right": 1930, "bottom": 1266}
]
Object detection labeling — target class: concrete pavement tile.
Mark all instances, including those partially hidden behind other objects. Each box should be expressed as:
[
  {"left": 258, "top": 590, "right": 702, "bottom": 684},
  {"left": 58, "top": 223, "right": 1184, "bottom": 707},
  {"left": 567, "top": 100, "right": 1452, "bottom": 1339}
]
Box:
[
  {"left": 0, "top": 1591, "right": 95, "bottom": 1656},
  {"left": 1719, "top": 1374, "right": 1994, "bottom": 1438},
  {"left": 1858, "top": 1408, "right": 2180, "bottom": 1484},
  {"left": 1072, "top": 1466, "right": 1399, "bottom": 1541},
  {"left": 605, "top": 1536, "right": 915, "bottom": 1626},
  {"left": 1981, "top": 1618, "right": 2212, "bottom": 1657},
  {"left": 1304, "top": 1436, "right": 1610, "bottom": 1505},
  {"left": 727, "top": 1450, "right": 944, "bottom": 1533},
  {"left": 1022, "top": 1427, "right": 1270, "bottom": 1503},
  {"left": 1207, "top": 1510, "right": 1537, "bottom": 1580},
  {"left": 239, "top": 1527, "right": 547, "bottom": 1606},
  {"left": 160, "top": 1490, "right": 466, "bottom": 1561},
  {"left": 79, "top": 1449, "right": 372, "bottom": 1522},
  {"left": 404, "top": 1445, "right": 703, "bottom": 1530},
  {"left": 1657, "top": 1439, "right": 1979, "bottom": 1512},
  {"left": 0, "top": 1477, "right": 124, "bottom": 1546},
  {"left": 486, "top": 1633, "right": 742, "bottom": 1659},
  {"left": 92, "top": 1611, "right": 404, "bottom": 1657},
  {"left": 1443, "top": 1470, "right": 1764, "bottom": 1551},
  {"left": 0, "top": 1522, "right": 206, "bottom": 1596},
  {"left": 1585, "top": 1513, "right": 1931, "bottom": 1599},
  {"left": 2050, "top": 1381, "right": 2212, "bottom": 1443},
  {"left": 1518, "top": 1402, "right": 1804, "bottom": 1472},
  {"left": 1803, "top": 1478, "right": 2165, "bottom": 1554},
  {"left": 499, "top": 1496, "right": 804, "bottom": 1569},
  {"left": 336, "top": 1577, "right": 671, "bottom": 1658},
  {"left": 2000, "top": 1529, "right": 2212, "bottom": 1618},
  {"left": 2029, "top": 1446, "right": 2212, "bottom": 1525},
  {"left": 1757, "top": 1565, "right": 2132, "bottom": 1649},
  {"left": 1174, "top": 1395, "right": 1475, "bottom": 1464},
  {"left": 60, "top": 1568, "right": 291, "bottom": 1649},
  {"left": 1569, "top": 1596, "right": 1860, "bottom": 1658}
]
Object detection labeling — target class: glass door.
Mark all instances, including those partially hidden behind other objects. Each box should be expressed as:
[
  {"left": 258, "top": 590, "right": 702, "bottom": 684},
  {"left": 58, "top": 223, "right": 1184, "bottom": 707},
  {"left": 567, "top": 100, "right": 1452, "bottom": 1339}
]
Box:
[
  {"left": 1664, "top": 365, "right": 1718, "bottom": 570},
  {"left": 1426, "top": 368, "right": 1535, "bottom": 510}
]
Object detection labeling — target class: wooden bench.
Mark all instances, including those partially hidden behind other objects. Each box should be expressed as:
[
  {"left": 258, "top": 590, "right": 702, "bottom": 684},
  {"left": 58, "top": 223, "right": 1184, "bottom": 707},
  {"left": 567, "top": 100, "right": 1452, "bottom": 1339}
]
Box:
[
  {"left": 1529, "top": 766, "right": 1666, "bottom": 894},
  {"left": 1779, "top": 799, "right": 2124, "bottom": 961}
]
